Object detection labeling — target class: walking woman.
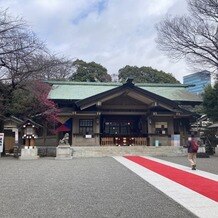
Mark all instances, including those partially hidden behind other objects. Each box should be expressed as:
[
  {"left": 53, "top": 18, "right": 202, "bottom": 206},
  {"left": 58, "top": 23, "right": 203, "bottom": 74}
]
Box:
[{"left": 186, "top": 135, "right": 199, "bottom": 170}]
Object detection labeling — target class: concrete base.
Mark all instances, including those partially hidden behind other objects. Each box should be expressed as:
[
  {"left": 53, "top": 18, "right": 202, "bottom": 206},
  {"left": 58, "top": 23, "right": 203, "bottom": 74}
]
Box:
[
  {"left": 55, "top": 145, "right": 73, "bottom": 160},
  {"left": 19, "top": 148, "right": 39, "bottom": 160}
]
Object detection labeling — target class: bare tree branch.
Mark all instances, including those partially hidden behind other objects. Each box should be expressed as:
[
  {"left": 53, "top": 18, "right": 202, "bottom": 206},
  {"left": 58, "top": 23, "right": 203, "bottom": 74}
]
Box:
[
  {"left": 156, "top": 0, "right": 218, "bottom": 75},
  {"left": 0, "top": 9, "right": 74, "bottom": 117}
]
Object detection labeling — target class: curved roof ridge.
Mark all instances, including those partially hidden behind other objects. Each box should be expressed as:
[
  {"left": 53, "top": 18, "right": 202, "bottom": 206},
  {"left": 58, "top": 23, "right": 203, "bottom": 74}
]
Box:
[
  {"left": 46, "top": 81, "right": 121, "bottom": 86},
  {"left": 46, "top": 80, "right": 194, "bottom": 88},
  {"left": 136, "top": 83, "right": 194, "bottom": 87}
]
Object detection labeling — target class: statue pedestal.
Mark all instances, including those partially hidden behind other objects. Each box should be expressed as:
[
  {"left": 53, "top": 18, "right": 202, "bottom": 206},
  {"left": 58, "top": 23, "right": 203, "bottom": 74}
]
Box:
[
  {"left": 19, "top": 147, "right": 39, "bottom": 160},
  {"left": 55, "top": 145, "right": 72, "bottom": 160}
]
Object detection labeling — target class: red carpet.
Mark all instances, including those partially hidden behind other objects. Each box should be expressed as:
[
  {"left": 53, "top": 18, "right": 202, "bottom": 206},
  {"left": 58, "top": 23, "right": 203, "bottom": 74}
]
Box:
[{"left": 125, "top": 156, "right": 218, "bottom": 202}]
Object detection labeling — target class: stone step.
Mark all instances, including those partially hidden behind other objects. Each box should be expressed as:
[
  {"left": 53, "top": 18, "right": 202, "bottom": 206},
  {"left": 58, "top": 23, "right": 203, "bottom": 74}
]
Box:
[{"left": 71, "top": 146, "right": 187, "bottom": 157}]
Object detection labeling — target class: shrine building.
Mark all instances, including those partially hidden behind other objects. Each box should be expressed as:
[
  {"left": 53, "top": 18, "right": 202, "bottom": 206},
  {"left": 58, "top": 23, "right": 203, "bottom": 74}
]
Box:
[{"left": 47, "top": 79, "right": 202, "bottom": 147}]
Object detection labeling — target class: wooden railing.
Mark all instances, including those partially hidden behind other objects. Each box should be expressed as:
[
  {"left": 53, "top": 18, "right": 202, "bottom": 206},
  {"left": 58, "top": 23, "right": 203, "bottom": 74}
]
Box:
[
  {"left": 135, "top": 137, "right": 147, "bottom": 146},
  {"left": 101, "top": 137, "right": 115, "bottom": 146},
  {"left": 101, "top": 137, "right": 147, "bottom": 146}
]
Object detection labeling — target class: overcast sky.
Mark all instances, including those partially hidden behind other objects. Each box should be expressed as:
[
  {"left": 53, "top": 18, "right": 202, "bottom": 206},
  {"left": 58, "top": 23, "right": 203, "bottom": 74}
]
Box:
[{"left": 0, "top": 0, "right": 191, "bottom": 82}]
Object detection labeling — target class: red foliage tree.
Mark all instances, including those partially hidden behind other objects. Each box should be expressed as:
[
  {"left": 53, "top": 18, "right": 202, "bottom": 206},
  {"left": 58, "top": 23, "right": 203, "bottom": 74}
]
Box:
[{"left": 30, "top": 80, "right": 60, "bottom": 126}]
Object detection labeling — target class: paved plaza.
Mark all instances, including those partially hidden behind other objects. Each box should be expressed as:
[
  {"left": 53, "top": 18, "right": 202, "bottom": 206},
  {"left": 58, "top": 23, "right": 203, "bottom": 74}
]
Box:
[
  {"left": 159, "top": 154, "right": 218, "bottom": 175},
  {"left": 0, "top": 155, "right": 217, "bottom": 218}
]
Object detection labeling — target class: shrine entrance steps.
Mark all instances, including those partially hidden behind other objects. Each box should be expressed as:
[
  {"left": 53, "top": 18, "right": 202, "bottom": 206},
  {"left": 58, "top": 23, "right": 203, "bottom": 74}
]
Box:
[{"left": 71, "top": 146, "right": 187, "bottom": 158}]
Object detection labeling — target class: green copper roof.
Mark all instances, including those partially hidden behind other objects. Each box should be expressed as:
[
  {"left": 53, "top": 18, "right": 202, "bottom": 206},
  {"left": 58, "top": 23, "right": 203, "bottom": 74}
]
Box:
[{"left": 47, "top": 81, "right": 202, "bottom": 102}]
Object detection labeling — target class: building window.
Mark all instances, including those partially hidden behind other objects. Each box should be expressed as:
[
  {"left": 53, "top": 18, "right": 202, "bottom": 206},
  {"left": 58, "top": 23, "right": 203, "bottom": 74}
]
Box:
[
  {"left": 79, "top": 119, "right": 93, "bottom": 134},
  {"left": 104, "top": 121, "right": 132, "bottom": 135},
  {"left": 155, "top": 122, "right": 168, "bottom": 134}
]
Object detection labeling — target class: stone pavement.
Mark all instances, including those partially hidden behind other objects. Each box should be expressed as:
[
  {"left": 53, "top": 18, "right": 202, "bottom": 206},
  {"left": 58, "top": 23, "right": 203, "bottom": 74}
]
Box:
[
  {"left": 0, "top": 154, "right": 217, "bottom": 217},
  {"left": 0, "top": 156, "right": 196, "bottom": 218},
  {"left": 158, "top": 153, "right": 218, "bottom": 175}
]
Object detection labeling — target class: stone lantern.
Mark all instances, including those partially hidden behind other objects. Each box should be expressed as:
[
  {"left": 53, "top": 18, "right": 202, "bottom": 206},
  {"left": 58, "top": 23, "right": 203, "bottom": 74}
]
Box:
[
  {"left": 22, "top": 122, "right": 38, "bottom": 148},
  {"left": 19, "top": 119, "right": 41, "bottom": 160}
]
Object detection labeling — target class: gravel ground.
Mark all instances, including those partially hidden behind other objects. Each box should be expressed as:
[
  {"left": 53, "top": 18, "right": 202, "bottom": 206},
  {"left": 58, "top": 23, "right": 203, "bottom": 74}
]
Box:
[
  {"left": 0, "top": 157, "right": 196, "bottom": 218},
  {"left": 158, "top": 154, "right": 218, "bottom": 175}
]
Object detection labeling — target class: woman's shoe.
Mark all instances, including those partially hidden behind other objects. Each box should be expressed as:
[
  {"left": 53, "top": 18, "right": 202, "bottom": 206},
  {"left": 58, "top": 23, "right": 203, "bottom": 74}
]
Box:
[{"left": 192, "top": 165, "right": 196, "bottom": 170}]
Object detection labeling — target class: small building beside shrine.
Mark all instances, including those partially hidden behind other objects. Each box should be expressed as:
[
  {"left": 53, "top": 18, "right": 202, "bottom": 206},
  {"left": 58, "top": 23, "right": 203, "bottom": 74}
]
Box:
[
  {"left": 47, "top": 79, "right": 202, "bottom": 147},
  {"left": 2, "top": 116, "right": 23, "bottom": 153}
]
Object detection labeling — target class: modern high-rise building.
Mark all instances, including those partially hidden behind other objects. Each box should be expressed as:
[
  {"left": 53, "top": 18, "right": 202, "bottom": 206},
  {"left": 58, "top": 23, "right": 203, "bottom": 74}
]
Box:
[{"left": 183, "top": 70, "right": 211, "bottom": 94}]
